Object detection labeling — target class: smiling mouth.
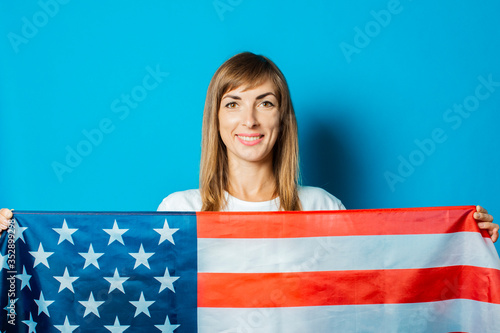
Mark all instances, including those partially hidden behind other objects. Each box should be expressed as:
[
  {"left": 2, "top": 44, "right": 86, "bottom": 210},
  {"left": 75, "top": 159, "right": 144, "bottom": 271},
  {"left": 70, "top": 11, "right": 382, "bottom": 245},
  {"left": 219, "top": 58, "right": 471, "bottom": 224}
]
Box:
[{"left": 236, "top": 134, "right": 264, "bottom": 142}]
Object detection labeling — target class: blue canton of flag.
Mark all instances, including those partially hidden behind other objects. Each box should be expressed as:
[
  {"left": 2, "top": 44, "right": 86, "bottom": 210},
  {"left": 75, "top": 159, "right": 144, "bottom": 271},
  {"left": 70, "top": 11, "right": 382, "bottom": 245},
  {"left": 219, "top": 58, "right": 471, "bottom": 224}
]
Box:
[{"left": 0, "top": 212, "right": 197, "bottom": 333}]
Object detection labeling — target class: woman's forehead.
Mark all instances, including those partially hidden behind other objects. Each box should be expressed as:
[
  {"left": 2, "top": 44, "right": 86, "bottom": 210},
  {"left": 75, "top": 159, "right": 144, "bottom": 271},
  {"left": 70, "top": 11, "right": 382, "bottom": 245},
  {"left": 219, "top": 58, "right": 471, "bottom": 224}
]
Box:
[{"left": 223, "top": 79, "right": 277, "bottom": 96}]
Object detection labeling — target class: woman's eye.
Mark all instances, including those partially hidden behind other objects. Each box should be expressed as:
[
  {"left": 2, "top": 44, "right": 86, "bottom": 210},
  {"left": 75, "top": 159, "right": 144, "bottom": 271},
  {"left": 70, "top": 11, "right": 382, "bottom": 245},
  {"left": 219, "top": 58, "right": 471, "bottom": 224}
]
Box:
[
  {"left": 261, "top": 101, "right": 274, "bottom": 107},
  {"left": 225, "top": 102, "right": 237, "bottom": 108}
]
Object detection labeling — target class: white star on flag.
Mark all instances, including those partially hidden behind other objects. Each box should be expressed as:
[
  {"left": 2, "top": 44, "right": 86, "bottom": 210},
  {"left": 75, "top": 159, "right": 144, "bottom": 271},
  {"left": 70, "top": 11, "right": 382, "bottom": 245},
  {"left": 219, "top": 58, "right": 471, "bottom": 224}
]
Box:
[
  {"left": 79, "top": 292, "right": 104, "bottom": 317},
  {"left": 79, "top": 243, "right": 104, "bottom": 269},
  {"left": 103, "top": 220, "right": 128, "bottom": 245},
  {"left": 13, "top": 219, "right": 28, "bottom": 243},
  {"left": 129, "top": 291, "right": 155, "bottom": 317},
  {"left": 1, "top": 253, "right": 10, "bottom": 270},
  {"left": 15, "top": 265, "right": 32, "bottom": 290},
  {"left": 155, "top": 315, "right": 180, "bottom": 333},
  {"left": 53, "top": 219, "right": 78, "bottom": 245},
  {"left": 29, "top": 243, "right": 54, "bottom": 268},
  {"left": 34, "top": 291, "right": 54, "bottom": 317},
  {"left": 154, "top": 267, "right": 179, "bottom": 293},
  {"left": 104, "top": 317, "right": 129, "bottom": 333},
  {"left": 22, "top": 313, "right": 37, "bottom": 333},
  {"left": 154, "top": 218, "right": 179, "bottom": 245},
  {"left": 4, "top": 298, "right": 17, "bottom": 316},
  {"left": 129, "top": 244, "right": 154, "bottom": 269},
  {"left": 54, "top": 267, "right": 79, "bottom": 293},
  {"left": 104, "top": 268, "right": 129, "bottom": 293},
  {"left": 54, "top": 316, "right": 79, "bottom": 333}
]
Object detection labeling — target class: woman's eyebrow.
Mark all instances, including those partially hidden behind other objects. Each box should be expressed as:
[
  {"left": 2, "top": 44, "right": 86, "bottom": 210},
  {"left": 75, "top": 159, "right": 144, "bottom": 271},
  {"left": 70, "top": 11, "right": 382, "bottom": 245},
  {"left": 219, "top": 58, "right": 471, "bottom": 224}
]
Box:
[
  {"left": 222, "top": 95, "right": 241, "bottom": 100},
  {"left": 222, "top": 92, "right": 276, "bottom": 100},
  {"left": 256, "top": 92, "right": 276, "bottom": 100}
]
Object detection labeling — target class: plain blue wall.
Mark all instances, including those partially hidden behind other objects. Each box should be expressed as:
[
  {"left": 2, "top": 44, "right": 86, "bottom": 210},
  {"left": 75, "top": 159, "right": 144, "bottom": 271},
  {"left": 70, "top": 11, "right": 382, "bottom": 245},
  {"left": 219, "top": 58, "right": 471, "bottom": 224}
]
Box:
[{"left": 1, "top": 1, "right": 499, "bottom": 252}]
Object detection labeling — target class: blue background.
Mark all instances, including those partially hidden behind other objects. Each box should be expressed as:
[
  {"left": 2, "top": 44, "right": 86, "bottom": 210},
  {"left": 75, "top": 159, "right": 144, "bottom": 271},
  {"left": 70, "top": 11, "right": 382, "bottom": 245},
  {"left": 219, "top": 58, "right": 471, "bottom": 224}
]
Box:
[{"left": 1, "top": 1, "right": 499, "bottom": 252}]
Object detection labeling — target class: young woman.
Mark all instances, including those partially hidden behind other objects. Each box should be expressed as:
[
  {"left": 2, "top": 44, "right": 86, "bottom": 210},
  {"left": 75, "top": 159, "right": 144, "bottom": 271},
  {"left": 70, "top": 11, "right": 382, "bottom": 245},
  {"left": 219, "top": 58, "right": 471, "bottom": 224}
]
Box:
[
  {"left": 0, "top": 52, "right": 498, "bottom": 241},
  {"left": 157, "top": 52, "right": 345, "bottom": 212}
]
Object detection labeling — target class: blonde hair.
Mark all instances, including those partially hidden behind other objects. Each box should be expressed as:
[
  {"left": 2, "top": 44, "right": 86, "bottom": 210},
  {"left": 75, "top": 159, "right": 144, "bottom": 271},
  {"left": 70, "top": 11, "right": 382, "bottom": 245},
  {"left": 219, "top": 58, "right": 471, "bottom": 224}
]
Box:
[{"left": 200, "top": 52, "right": 301, "bottom": 211}]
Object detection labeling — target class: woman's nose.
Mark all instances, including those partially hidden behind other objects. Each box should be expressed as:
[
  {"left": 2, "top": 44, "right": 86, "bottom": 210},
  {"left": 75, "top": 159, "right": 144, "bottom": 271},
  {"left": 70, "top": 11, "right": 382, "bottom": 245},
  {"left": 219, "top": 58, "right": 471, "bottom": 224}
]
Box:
[{"left": 242, "top": 108, "right": 259, "bottom": 128}]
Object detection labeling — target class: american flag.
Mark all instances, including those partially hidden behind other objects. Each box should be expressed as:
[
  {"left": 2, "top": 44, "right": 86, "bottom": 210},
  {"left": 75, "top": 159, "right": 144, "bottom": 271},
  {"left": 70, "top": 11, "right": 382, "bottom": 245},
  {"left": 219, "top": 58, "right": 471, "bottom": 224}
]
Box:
[{"left": 1, "top": 207, "right": 500, "bottom": 332}]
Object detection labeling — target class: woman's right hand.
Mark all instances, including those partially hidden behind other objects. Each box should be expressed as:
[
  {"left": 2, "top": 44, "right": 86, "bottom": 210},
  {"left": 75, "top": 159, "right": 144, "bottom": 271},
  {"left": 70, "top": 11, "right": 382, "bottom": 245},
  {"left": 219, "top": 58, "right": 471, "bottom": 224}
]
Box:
[{"left": 0, "top": 208, "right": 13, "bottom": 236}]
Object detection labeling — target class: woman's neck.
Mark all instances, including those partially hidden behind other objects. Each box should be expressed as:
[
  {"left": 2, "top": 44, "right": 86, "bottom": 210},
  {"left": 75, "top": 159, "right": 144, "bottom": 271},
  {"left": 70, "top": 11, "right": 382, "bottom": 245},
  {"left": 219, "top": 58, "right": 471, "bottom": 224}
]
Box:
[{"left": 226, "top": 158, "right": 276, "bottom": 202}]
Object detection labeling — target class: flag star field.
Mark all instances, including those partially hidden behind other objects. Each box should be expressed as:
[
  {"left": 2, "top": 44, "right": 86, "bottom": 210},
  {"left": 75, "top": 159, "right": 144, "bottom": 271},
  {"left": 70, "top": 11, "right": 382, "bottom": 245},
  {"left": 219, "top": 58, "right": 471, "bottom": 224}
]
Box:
[{"left": 1, "top": 212, "right": 197, "bottom": 332}]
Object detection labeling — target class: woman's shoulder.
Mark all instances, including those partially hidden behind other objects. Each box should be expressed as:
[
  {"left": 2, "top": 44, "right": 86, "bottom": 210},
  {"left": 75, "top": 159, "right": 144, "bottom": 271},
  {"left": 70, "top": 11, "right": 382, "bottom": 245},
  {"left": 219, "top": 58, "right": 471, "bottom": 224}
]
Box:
[
  {"left": 157, "top": 189, "right": 202, "bottom": 211},
  {"left": 298, "top": 186, "right": 346, "bottom": 211}
]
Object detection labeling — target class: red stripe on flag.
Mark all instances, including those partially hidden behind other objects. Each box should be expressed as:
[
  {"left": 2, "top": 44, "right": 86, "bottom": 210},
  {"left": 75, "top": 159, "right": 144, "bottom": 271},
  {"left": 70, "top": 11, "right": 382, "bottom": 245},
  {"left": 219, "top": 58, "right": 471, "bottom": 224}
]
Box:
[
  {"left": 197, "top": 206, "right": 481, "bottom": 239},
  {"left": 198, "top": 265, "right": 500, "bottom": 307}
]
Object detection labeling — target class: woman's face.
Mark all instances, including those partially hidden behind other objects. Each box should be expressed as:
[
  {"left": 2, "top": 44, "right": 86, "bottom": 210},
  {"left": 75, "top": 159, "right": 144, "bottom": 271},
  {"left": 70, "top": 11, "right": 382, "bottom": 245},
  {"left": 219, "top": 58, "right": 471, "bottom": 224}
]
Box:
[{"left": 218, "top": 79, "right": 280, "bottom": 166}]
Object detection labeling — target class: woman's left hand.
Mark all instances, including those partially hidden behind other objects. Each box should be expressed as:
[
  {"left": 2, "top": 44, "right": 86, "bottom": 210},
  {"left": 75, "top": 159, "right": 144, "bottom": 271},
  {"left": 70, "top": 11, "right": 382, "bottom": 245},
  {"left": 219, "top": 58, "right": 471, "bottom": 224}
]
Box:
[{"left": 474, "top": 205, "right": 499, "bottom": 242}]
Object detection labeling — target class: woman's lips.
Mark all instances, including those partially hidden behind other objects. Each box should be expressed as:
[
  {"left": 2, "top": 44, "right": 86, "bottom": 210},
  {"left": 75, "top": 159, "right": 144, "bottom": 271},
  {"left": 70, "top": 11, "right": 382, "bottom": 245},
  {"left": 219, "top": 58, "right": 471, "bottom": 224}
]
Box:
[{"left": 236, "top": 134, "right": 264, "bottom": 146}]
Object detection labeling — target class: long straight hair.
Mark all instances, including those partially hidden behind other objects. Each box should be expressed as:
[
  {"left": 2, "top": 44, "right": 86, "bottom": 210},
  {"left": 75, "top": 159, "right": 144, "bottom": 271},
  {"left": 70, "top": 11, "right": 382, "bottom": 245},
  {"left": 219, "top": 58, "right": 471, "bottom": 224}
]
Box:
[{"left": 200, "top": 52, "right": 301, "bottom": 211}]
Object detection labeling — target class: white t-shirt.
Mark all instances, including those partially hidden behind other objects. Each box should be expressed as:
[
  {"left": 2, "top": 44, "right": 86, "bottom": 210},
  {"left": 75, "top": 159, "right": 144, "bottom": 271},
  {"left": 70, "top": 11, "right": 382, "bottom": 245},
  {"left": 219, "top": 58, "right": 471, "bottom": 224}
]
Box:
[{"left": 157, "top": 186, "right": 345, "bottom": 212}]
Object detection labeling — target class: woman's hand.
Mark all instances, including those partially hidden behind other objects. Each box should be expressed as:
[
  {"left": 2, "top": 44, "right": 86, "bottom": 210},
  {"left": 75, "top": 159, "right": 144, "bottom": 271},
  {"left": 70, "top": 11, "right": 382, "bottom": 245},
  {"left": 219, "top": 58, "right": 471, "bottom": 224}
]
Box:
[
  {"left": 0, "top": 208, "right": 13, "bottom": 237},
  {"left": 474, "top": 205, "right": 499, "bottom": 242}
]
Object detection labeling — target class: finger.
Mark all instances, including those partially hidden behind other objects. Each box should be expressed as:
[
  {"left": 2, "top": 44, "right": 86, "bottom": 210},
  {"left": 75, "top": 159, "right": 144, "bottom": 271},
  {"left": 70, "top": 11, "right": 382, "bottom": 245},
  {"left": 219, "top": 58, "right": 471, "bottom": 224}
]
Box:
[
  {"left": 492, "top": 230, "right": 499, "bottom": 243},
  {"left": 474, "top": 213, "right": 494, "bottom": 222},
  {"left": 478, "top": 222, "right": 496, "bottom": 229},
  {"left": 474, "top": 206, "right": 494, "bottom": 222},
  {"left": 0, "top": 208, "right": 13, "bottom": 219},
  {"left": 491, "top": 224, "right": 499, "bottom": 243},
  {"left": 477, "top": 222, "right": 499, "bottom": 242},
  {"left": 476, "top": 205, "right": 488, "bottom": 214},
  {"left": 0, "top": 216, "right": 10, "bottom": 230}
]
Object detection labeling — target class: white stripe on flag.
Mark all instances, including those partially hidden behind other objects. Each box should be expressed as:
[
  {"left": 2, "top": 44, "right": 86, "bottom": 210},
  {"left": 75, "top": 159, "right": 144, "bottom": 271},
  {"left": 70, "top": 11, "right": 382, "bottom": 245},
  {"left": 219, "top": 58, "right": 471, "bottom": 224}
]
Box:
[
  {"left": 198, "top": 299, "right": 500, "bottom": 333},
  {"left": 198, "top": 232, "right": 500, "bottom": 273}
]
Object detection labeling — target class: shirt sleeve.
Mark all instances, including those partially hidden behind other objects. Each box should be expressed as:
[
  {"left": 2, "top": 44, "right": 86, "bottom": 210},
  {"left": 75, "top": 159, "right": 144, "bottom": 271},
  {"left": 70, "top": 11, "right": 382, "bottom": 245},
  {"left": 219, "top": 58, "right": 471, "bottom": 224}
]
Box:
[
  {"left": 157, "top": 189, "right": 202, "bottom": 212},
  {"left": 298, "top": 186, "right": 346, "bottom": 211}
]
